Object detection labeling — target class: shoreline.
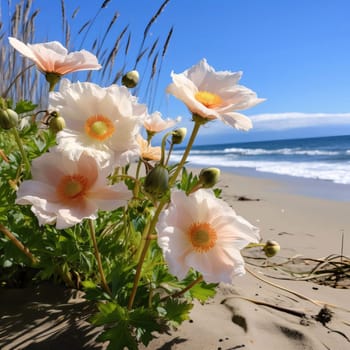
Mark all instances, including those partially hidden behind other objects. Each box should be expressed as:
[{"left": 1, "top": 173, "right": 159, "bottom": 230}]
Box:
[
  {"left": 189, "top": 166, "right": 349, "bottom": 258},
  {"left": 190, "top": 163, "right": 350, "bottom": 203}
]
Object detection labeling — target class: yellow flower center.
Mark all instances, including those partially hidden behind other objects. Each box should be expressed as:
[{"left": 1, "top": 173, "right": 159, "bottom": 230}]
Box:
[
  {"left": 188, "top": 222, "right": 217, "bottom": 253},
  {"left": 57, "top": 174, "right": 88, "bottom": 201},
  {"left": 84, "top": 114, "right": 115, "bottom": 141},
  {"left": 195, "top": 91, "right": 223, "bottom": 109}
]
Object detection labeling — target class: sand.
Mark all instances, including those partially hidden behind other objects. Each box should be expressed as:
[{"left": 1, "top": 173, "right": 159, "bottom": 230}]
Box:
[{"left": 1, "top": 170, "right": 349, "bottom": 350}]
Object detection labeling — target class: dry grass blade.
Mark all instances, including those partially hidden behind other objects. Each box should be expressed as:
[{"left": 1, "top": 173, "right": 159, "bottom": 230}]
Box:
[
  {"left": 101, "top": 0, "right": 112, "bottom": 9},
  {"left": 1, "top": 0, "right": 174, "bottom": 107},
  {"left": 124, "top": 33, "right": 131, "bottom": 56},
  {"left": 134, "top": 47, "right": 148, "bottom": 69},
  {"left": 24, "top": 9, "right": 39, "bottom": 40},
  {"left": 112, "top": 66, "right": 126, "bottom": 84},
  {"left": 23, "top": 0, "right": 32, "bottom": 23},
  {"left": 92, "top": 38, "right": 98, "bottom": 51},
  {"left": 148, "top": 38, "right": 159, "bottom": 59},
  {"left": 78, "top": 19, "right": 90, "bottom": 34},
  {"left": 245, "top": 249, "right": 350, "bottom": 289},
  {"left": 162, "top": 26, "right": 173, "bottom": 57},
  {"left": 72, "top": 6, "right": 80, "bottom": 19},
  {"left": 143, "top": 0, "right": 170, "bottom": 38},
  {"left": 134, "top": 0, "right": 170, "bottom": 69},
  {"left": 151, "top": 52, "right": 159, "bottom": 79},
  {"left": 60, "top": 0, "right": 66, "bottom": 35},
  {"left": 96, "top": 11, "right": 119, "bottom": 57},
  {"left": 101, "top": 24, "right": 129, "bottom": 79},
  {"left": 65, "top": 19, "right": 71, "bottom": 48}
]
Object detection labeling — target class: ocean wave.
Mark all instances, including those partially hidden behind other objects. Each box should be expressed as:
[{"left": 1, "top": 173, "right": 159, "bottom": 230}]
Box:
[
  {"left": 170, "top": 154, "right": 350, "bottom": 184},
  {"left": 173, "top": 148, "right": 340, "bottom": 156}
]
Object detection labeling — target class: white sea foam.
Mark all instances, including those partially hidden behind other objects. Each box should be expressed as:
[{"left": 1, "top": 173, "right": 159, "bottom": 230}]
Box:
[
  {"left": 171, "top": 135, "right": 350, "bottom": 185},
  {"left": 170, "top": 154, "right": 350, "bottom": 184},
  {"left": 174, "top": 148, "right": 340, "bottom": 156}
]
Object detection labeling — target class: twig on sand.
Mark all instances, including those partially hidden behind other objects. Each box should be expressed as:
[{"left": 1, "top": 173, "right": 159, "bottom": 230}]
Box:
[{"left": 245, "top": 266, "right": 350, "bottom": 312}]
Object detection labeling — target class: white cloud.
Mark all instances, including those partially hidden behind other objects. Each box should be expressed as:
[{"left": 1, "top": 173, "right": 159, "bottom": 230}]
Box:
[{"left": 250, "top": 112, "right": 350, "bottom": 131}]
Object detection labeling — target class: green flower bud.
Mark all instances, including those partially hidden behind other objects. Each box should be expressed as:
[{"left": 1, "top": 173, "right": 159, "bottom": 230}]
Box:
[
  {"left": 171, "top": 127, "right": 187, "bottom": 145},
  {"left": 122, "top": 70, "right": 139, "bottom": 88},
  {"left": 49, "top": 115, "right": 66, "bottom": 133},
  {"left": 199, "top": 167, "right": 221, "bottom": 188},
  {"left": 45, "top": 72, "right": 62, "bottom": 91},
  {"left": 263, "top": 240, "right": 280, "bottom": 257},
  {"left": 0, "top": 108, "right": 19, "bottom": 130},
  {"left": 143, "top": 164, "right": 169, "bottom": 199}
]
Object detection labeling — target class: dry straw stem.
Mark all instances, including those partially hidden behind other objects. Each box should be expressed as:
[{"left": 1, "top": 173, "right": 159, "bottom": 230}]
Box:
[
  {"left": 2, "top": 0, "right": 173, "bottom": 104},
  {"left": 0, "top": 223, "right": 38, "bottom": 265},
  {"left": 134, "top": 0, "right": 170, "bottom": 70},
  {"left": 246, "top": 266, "right": 350, "bottom": 313},
  {"left": 246, "top": 252, "right": 350, "bottom": 288}
]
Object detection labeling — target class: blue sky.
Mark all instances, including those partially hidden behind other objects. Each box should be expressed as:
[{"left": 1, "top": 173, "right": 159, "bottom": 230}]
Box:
[{"left": 3, "top": 0, "right": 350, "bottom": 144}]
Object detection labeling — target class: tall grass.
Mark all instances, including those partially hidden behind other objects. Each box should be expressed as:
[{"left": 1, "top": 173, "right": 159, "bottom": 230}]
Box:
[{"left": 0, "top": 0, "right": 173, "bottom": 110}]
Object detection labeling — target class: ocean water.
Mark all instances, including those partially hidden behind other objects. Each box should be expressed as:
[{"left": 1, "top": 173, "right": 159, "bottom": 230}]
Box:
[{"left": 171, "top": 134, "right": 350, "bottom": 186}]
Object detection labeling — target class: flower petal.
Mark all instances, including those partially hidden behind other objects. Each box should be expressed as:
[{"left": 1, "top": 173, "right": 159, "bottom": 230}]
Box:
[{"left": 220, "top": 112, "right": 253, "bottom": 131}]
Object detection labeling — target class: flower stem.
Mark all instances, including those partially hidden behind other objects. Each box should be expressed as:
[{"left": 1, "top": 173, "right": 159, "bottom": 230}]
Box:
[
  {"left": 127, "top": 202, "right": 165, "bottom": 310},
  {"left": 168, "top": 120, "right": 201, "bottom": 187},
  {"left": 164, "top": 141, "right": 174, "bottom": 167},
  {"left": 11, "top": 127, "right": 31, "bottom": 176},
  {"left": 135, "top": 159, "right": 142, "bottom": 180},
  {"left": 160, "top": 131, "right": 172, "bottom": 166},
  {"left": 88, "top": 219, "right": 111, "bottom": 296},
  {"left": 0, "top": 223, "right": 38, "bottom": 265},
  {"left": 161, "top": 275, "right": 203, "bottom": 301}
]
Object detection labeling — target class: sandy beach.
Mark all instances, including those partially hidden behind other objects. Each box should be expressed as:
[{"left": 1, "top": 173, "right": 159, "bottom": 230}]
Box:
[
  {"left": 1, "top": 169, "right": 349, "bottom": 350},
  {"left": 140, "top": 170, "right": 350, "bottom": 349}
]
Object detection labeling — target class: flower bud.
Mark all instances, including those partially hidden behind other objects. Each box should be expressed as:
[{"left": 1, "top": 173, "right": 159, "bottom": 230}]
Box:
[
  {"left": 199, "top": 167, "right": 221, "bottom": 188},
  {"left": 171, "top": 128, "right": 187, "bottom": 144},
  {"left": 45, "top": 72, "right": 62, "bottom": 91},
  {"left": 143, "top": 164, "right": 169, "bottom": 199},
  {"left": 49, "top": 115, "right": 66, "bottom": 133},
  {"left": 263, "top": 240, "right": 280, "bottom": 257},
  {"left": 122, "top": 70, "right": 139, "bottom": 88},
  {"left": 0, "top": 108, "right": 19, "bottom": 130}
]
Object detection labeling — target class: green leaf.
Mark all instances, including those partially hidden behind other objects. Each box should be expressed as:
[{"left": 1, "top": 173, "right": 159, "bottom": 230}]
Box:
[
  {"left": 81, "top": 280, "right": 110, "bottom": 301},
  {"left": 98, "top": 323, "right": 138, "bottom": 350},
  {"left": 91, "top": 301, "right": 127, "bottom": 326},
  {"left": 130, "top": 308, "right": 168, "bottom": 345},
  {"left": 189, "top": 281, "right": 218, "bottom": 303},
  {"left": 14, "top": 100, "right": 37, "bottom": 114},
  {"left": 163, "top": 298, "right": 193, "bottom": 327}
]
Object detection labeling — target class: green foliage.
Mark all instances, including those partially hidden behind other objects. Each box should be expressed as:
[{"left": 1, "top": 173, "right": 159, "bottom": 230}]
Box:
[
  {"left": 162, "top": 298, "right": 193, "bottom": 327},
  {"left": 14, "top": 100, "right": 38, "bottom": 114},
  {"left": 190, "top": 280, "right": 218, "bottom": 303},
  {"left": 92, "top": 302, "right": 169, "bottom": 349},
  {"left": 0, "top": 94, "right": 221, "bottom": 348},
  {"left": 0, "top": 2, "right": 226, "bottom": 345},
  {"left": 178, "top": 166, "right": 200, "bottom": 194}
]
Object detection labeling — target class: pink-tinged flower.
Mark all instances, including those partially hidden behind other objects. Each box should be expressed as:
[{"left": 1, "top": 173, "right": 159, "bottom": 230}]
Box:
[
  {"left": 144, "top": 111, "right": 180, "bottom": 134},
  {"left": 15, "top": 150, "right": 132, "bottom": 229},
  {"left": 50, "top": 79, "right": 147, "bottom": 167},
  {"left": 166, "top": 59, "right": 265, "bottom": 130},
  {"left": 136, "top": 135, "right": 161, "bottom": 162},
  {"left": 156, "top": 189, "right": 260, "bottom": 283},
  {"left": 8, "top": 37, "right": 101, "bottom": 75}
]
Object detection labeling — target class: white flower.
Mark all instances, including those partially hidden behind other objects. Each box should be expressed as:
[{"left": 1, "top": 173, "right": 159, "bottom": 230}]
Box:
[
  {"left": 166, "top": 59, "right": 265, "bottom": 130},
  {"left": 9, "top": 37, "right": 101, "bottom": 75},
  {"left": 144, "top": 111, "right": 180, "bottom": 134},
  {"left": 136, "top": 135, "right": 161, "bottom": 162},
  {"left": 156, "top": 189, "right": 260, "bottom": 283},
  {"left": 16, "top": 149, "right": 132, "bottom": 229},
  {"left": 50, "top": 79, "right": 147, "bottom": 167}
]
